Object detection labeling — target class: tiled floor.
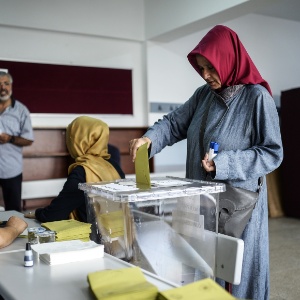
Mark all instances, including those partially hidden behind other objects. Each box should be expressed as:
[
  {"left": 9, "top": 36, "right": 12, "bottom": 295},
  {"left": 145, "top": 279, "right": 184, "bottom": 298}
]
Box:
[{"left": 269, "top": 217, "right": 300, "bottom": 300}]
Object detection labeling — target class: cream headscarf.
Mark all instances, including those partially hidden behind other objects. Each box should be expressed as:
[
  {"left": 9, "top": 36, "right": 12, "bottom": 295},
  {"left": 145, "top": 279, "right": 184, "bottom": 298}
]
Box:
[{"left": 66, "top": 116, "right": 121, "bottom": 183}]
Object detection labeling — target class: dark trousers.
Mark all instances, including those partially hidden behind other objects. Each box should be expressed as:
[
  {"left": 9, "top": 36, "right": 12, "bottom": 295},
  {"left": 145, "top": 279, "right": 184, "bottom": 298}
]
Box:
[{"left": 0, "top": 173, "right": 22, "bottom": 212}]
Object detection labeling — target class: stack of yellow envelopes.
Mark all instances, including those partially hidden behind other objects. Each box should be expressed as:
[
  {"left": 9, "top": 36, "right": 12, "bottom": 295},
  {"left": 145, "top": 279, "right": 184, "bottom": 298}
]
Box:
[
  {"left": 157, "top": 278, "right": 237, "bottom": 300},
  {"left": 42, "top": 219, "right": 91, "bottom": 242},
  {"left": 87, "top": 267, "right": 158, "bottom": 300}
]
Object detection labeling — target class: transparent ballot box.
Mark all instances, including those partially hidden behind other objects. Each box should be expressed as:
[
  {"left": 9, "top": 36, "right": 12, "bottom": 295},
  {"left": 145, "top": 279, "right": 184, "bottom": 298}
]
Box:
[{"left": 79, "top": 177, "right": 225, "bottom": 286}]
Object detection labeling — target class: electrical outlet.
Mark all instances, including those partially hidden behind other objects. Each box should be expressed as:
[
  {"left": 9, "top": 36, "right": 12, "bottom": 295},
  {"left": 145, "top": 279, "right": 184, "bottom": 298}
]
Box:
[{"left": 150, "top": 102, "right": 182, "bottom": 113}]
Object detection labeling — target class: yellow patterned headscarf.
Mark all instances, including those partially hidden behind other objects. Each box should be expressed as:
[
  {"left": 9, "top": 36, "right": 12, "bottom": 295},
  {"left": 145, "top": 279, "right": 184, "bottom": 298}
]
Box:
[{"left": 66, "top": 116, "right": 120, "bottom": 183}]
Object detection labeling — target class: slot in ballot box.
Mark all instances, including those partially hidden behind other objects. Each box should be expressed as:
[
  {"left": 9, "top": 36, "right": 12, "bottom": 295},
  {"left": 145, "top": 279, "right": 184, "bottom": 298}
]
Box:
[{"left": 79, "top": 177, "right": 225, "bottom": 286}]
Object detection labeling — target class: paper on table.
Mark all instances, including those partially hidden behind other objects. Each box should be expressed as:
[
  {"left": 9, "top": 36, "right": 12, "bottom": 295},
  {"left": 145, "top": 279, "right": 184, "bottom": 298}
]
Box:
[
  {"left": 41, "top": 219, "right": 91, "bottom": 241},
  {"left": 157, "top": 278, "right": 236, "bottom": 300},
  {"left": 88, "top": 266, "right": 158, "bottom": 300},
  {"left": 32, "top": 240, "right": 104, "bottom": 265},
  {"left": 134, "top": 143, "right": 151, "bottom": 189}
]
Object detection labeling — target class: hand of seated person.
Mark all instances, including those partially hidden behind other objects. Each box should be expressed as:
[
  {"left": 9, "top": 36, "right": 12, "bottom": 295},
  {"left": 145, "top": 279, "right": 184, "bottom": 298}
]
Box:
[
  {"left": 24, "top": 211, "right": 36, "bottom": 219},
  {"left": 7, "top": 216, "right": 28, "bottom": 235}
]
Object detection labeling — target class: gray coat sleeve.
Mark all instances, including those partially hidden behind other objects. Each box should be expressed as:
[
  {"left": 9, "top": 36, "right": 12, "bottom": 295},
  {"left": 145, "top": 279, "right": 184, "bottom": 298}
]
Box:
[
  {"left": 144, "top": 87, "right": 205, "bottom": 158},
  {"left": 214, "top": 86, "right": 283, "bottom": 187}
]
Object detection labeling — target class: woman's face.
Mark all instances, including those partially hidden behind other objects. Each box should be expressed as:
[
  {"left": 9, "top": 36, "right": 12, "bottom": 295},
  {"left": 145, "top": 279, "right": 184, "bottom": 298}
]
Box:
[{"left": 196, "top": 55, "right": 222, "bottom": 91}]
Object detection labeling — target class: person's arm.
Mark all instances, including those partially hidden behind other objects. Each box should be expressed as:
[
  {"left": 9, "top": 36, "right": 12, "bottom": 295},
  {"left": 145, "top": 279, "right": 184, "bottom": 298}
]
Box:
[
  {"left": 24, "top": 166, "right": 86, "bottom": 222},
  {"left": 0, "top": 133, "right": 33, "bottom": 146},
  {"left": 129, "top": 86, "right": 206, "bottom": 162},
  {"left": 0, "top": 216, "right": 28, "bottom": 249},
  {"left": 0, "top": 103, "right": 34, "bottom": 147}
]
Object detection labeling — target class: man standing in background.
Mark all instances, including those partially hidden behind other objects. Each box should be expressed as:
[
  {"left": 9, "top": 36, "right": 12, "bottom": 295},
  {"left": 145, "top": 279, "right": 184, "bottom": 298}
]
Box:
[{"left": 0, "top": 71, "right": 34, "bottom": 212}]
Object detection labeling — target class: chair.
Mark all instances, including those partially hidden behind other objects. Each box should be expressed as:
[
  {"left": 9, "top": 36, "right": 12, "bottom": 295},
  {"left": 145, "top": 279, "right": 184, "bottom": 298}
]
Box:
[{"left": 108, "top": 143, "right": 121, "bottom": 165}]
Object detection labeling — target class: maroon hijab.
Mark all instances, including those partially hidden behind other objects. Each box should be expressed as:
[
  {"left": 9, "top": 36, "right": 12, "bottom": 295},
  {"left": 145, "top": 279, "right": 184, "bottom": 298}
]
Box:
[{"left": 187, "top": 25, "right": 272, "bottom": 95}]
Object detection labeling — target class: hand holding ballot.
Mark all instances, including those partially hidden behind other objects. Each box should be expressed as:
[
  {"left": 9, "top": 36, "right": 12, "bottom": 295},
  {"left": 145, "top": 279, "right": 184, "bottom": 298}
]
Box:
[{"left": 129, "top": 136, "right": 151, "bottom": 162}]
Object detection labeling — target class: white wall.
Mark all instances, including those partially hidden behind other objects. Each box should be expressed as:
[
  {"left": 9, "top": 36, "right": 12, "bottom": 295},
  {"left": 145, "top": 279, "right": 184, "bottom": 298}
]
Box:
[
  {"left": 0, "top": 0, "right": 145, "bottom": 41},
  {"left": 1, "top": 1, "right": 299, "bottom": 174},
  {"left": 147, "top": 13, "right": 300, "bottom": 114},
  {"left": 0, "top": 25, "right": 148, "bottom": 128},
  {"left": 0, "top": 0, "right": 148, "bottom": 128}
]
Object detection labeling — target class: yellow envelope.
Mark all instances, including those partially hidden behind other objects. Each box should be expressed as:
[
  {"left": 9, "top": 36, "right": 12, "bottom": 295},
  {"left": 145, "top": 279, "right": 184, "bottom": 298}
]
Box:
[
  {"left": 134, "top": 143, "right": 151, "bottom": 189},
  {"left": 87, "top": 267, "right": 158, "bottom": 300},
  {"left": 157, "top": 278, "right": 237, "bottom": 300}
]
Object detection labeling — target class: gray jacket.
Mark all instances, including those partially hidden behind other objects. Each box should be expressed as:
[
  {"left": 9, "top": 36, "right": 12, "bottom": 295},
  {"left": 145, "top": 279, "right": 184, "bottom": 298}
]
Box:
[{"left": 145, "top": 84, "right": 283, "bottom": 192}]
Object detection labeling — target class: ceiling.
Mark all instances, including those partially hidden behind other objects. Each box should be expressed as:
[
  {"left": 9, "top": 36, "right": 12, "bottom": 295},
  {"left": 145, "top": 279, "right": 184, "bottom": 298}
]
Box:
[
  {"left": 255, "top": 0, "right": 300, "bottom": 23},
  {"left": 147, "top": 0, "right": 300, "bottom": 42}
]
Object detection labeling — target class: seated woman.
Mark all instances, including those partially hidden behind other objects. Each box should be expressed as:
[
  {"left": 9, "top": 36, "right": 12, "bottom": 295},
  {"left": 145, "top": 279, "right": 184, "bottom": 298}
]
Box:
[{"left": 24, "top": 116, "right": 125, "bottom": 223}]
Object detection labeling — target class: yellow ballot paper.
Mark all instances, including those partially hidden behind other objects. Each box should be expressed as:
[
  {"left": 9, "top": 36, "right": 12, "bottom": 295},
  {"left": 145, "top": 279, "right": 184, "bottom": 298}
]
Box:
[
  {"left": 157, "top": 278, "right": 237, "bottom": 300},
  {"left": 87, "top": 267, "right": 158, "bottom": 300},
  {"left": 42, "top": 219, "right": 91, "bottom": 242},
  {"left": 135, "top": 143, "right": 151, "bottom": 189}
]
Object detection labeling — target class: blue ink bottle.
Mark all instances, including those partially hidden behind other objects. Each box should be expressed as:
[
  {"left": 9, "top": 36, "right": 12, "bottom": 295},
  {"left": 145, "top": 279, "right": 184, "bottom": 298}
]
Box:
[
  {"left": 208, "top": 141, "right": 219, "bottom": 161},
  {"left": 24, "top": 242, "right": 34, "bottom": 267}
]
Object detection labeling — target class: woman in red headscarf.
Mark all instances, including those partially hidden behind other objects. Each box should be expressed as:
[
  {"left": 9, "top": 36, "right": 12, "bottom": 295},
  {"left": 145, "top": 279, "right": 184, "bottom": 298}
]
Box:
[{"left": 130, "top": 25, "right": 283, "bottom": 300}]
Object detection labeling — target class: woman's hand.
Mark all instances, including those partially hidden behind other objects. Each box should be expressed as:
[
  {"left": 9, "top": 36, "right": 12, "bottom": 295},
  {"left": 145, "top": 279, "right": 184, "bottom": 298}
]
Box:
[
  {"left": 129, "top": 137, "right": 151, "bottom": 162},
  {"left": 202, "top": 153, "right": 216, "bottom": 172}
]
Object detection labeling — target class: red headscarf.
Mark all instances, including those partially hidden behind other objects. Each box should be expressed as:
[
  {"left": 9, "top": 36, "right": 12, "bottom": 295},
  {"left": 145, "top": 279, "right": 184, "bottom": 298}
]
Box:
[{"left": 187, "top": 25, "right": 272, "bottom": 95}]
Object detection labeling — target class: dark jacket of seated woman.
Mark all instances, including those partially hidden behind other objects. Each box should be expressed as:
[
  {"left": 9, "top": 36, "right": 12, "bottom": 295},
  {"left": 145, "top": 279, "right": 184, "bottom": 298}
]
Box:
[{"left": 26, "top": 116, "right": 125, "bottom": 223}]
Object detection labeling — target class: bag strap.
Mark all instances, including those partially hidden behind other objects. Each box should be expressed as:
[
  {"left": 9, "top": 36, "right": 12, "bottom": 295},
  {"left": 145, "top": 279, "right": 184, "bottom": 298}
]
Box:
[{"left": 257, "top": 176, "right": 263, "bottom": 193}]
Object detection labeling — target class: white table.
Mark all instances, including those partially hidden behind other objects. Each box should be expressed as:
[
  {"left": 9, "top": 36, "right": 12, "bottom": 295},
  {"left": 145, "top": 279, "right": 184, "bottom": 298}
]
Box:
[
  {"left": 0, "top": 210, "right": 244, "bottom": 299},
  {"left": 0, "top": 211, "right": 177, "bottom": 300},
  {"left": 0, "top": 251, "right": 176, "bottom": 300}
]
